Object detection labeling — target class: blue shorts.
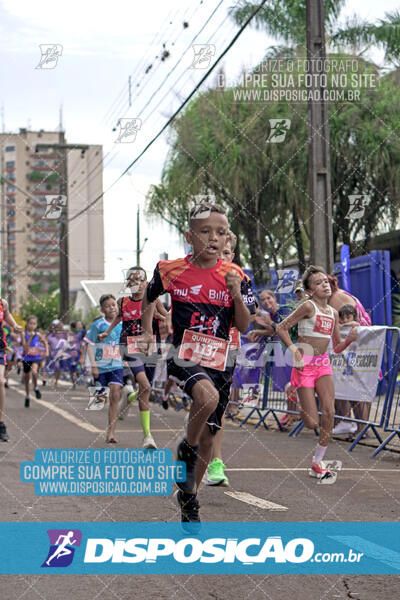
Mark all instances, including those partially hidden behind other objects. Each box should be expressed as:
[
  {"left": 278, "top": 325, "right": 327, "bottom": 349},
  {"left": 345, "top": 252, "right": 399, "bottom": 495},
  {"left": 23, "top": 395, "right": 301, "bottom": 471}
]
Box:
[
  {"left": 96, "top": 369, "right": 124, "bottom": 387},
  {"left": 121, "top": 348, "right": 146, "bottom": 378},
  {"left": 0, "top": 354, "right": 6, "bottom": 366}
]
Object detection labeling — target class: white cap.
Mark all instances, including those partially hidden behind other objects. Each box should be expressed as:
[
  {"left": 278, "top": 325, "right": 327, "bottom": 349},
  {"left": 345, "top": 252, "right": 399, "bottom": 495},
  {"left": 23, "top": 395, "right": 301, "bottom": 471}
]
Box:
[{"left": 51, "top": 319, "right": 61, "bottom": 325}]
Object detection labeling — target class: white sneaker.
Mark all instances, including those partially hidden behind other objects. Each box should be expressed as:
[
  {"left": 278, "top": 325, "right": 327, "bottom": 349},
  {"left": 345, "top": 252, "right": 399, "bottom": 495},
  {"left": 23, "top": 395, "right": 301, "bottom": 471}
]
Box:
[
  {"left": 332, "top": 421, "right": 354, "bottom": 434},
  {"left": 143, "top": 434, "right": 157, "bottom": 449}
]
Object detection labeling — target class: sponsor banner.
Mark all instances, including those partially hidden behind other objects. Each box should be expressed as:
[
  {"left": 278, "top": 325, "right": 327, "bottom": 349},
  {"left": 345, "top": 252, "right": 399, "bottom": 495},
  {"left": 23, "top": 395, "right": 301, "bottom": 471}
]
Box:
[
  {"left": 20, "top": 449, "right": 185, "bottom": 496},
  {"left": 0, "top": 522, "right": 399, "bottom": 574},
  {"left": 329, "top": 326, "right": 386, "bottom": 402}
]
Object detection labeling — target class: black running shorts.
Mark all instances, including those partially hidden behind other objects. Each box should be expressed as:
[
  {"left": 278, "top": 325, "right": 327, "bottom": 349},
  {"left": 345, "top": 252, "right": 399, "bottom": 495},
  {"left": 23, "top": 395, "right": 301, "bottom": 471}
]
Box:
[{"left": 167, "top": 356, "right": 233, "bottom": 435}]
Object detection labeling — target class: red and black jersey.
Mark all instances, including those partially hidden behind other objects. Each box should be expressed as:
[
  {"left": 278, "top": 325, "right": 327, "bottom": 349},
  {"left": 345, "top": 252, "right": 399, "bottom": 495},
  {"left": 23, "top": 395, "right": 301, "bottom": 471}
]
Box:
[
  {"left": 0, "top": 300, "right": 5, "bottom": 353},
  {"left": 119, "top": 296, "right": 143, "bottom": 344},
  {"left": 146, "top": 256, "right": 256, "bottom": 347},
  {"left": 119, "top": 296, "right": 162, "bottom": 345}
]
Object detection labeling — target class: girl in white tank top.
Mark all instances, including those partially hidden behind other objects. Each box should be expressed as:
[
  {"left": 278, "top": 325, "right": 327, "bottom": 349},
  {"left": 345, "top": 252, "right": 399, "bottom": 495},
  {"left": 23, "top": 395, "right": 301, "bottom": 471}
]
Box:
[{"left": 277, "top": 266, "right": 358, "bottom": 479}]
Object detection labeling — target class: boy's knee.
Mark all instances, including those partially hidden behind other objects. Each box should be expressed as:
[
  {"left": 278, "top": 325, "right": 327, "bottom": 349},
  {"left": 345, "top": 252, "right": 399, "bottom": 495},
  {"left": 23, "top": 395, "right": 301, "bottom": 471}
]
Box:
[{"left": 140, "top": 381, "right": 151, "bottom": 394}]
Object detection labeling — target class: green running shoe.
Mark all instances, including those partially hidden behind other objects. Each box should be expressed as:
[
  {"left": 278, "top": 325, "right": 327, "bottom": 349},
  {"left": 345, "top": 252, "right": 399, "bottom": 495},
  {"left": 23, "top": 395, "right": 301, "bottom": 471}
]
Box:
[
  {"left": 127, "top": 390, "right": 138, "bottom": 403},
  {"left": 206, "top": 458, "right": 229, "bottom": 487}
]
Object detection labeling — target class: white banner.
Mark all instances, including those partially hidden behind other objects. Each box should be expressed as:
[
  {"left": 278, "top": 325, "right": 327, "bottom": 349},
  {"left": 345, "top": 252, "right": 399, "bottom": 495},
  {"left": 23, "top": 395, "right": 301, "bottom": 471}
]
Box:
[{"left": 328, "top": 326, "right": 387, "bottom": 403}]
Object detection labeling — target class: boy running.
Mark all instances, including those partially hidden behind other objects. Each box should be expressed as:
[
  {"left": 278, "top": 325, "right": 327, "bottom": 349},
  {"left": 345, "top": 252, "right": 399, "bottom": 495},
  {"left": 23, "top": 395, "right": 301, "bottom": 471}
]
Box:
[
  {"left": 98, "top": 267, "right": 168, "bottom": 449},
  {"left": 84, "top": 295, "right": 124, "bottom": 444},
  {"left": 139, "top": 204, "right": 255, "bottom": 529},
  {"left": 206, "top": 229, "right": 239, "bottom": 487}
]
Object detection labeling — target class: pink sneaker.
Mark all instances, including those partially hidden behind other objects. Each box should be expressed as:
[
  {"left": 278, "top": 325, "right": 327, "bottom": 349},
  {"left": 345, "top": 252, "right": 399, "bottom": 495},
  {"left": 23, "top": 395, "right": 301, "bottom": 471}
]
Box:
[{"left": 310, "top": 460, "right": 333, "bottom": 479}]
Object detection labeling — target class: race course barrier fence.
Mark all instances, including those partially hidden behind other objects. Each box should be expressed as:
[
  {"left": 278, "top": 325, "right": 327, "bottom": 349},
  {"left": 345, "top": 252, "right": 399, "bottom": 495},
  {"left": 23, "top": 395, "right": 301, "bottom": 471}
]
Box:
[{"left": 239, "top": 327, "right": 400, "bottom": 455}]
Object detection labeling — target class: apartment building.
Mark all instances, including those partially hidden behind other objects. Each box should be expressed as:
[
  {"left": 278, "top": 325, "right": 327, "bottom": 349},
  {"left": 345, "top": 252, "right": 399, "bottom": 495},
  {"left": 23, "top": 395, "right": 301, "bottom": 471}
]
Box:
[{"left": 0, "top": 129, "right": 104, "bottom": 310}]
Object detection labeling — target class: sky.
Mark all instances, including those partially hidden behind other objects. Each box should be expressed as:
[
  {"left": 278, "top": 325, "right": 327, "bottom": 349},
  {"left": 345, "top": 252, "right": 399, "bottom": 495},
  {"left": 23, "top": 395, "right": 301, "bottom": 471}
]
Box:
[{"left": 0, "top": 0, "right": 399, "bottom": 282}]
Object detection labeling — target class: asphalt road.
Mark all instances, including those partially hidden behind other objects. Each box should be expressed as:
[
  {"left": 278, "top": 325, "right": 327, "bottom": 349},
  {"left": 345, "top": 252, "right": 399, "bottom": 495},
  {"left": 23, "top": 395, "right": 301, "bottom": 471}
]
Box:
[{"left": 0, "top": 378, "right": 399, "bottom": 599}]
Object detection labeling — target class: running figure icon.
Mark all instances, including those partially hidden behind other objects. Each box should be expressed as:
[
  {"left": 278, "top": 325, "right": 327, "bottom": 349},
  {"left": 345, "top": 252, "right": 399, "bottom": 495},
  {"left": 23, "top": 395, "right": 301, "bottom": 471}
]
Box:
[{"left": 45, "top": 531, "right": 77, "bottom": 566}]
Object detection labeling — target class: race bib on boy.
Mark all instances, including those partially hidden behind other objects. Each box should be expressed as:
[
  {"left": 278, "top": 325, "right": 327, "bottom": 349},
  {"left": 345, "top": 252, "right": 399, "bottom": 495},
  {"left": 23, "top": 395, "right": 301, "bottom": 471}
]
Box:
[
  {"left": 102, "top": 345, "right": 120, "bottom": 360},
  {"left": 127, "top": 336, "right": 156, "bottom": 355},
  {"left": 178, "top": 329, "right": 229, "bottom": 371},
  {"left": 314, "top": 315, "right": 334, "bottom": 336}
]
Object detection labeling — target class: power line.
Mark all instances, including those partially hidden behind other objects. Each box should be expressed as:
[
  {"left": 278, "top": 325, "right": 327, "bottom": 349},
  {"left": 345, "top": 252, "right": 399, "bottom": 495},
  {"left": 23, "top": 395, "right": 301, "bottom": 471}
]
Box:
[
  {"left": 139, "top": 13, "right": 236, "bottom": 124},
  {"left": 111, "top": 1, "right": 210, "bottom": 123},
  {"left": 57, "top": 1, "right": 227, "bottom": 205},
  {"left": 64, "top": 1, "right": 227, "bottom": 204},
  {"left": 69, "top": 0, "right": 268, "bottom": 223},
  {"left": 104, "top": 5, "right": 184, "bottom": 126},
  {"left": 135, "top": 0, "right": 225, "bottom": 120}
]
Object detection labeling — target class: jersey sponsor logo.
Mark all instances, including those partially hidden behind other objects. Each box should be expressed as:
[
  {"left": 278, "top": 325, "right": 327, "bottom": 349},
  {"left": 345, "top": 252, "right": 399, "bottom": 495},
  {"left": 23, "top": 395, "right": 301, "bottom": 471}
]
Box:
[
  {"left": 123, "top": 310, "right": 137, "bottom": 318},
  {"left": 242, "top": 292, "right": 255, "bottom": 305},
  {"left": 172, "top": 288, "right": 188, "bottom": 297},
  {"left": 209, "top": 289, "right": 230, "bottom": 303},
  {"left": 190, "top": 284, "right": 202, "bottom": 295},
  {"left": 172, "top": 285, "right": 202, "bottom": 297},
  {"left": 189, "top": 312, "right": 221, "bottom": 336}
]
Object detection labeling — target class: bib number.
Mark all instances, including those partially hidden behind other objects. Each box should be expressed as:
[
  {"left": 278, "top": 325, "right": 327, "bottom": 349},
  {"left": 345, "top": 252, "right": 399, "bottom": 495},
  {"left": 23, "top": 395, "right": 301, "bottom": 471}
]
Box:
[
  {"left": 314, "top": 315, "right": 334, "bottom": 336},
  {"left": 127, "top": 336, "right": 156, "bottom": 355},
  {"left": 178, "top": 330, "right": 229, "bottom": 371},
  {"left": 102, "top": 345, "right": 120, "bottom": 360}
]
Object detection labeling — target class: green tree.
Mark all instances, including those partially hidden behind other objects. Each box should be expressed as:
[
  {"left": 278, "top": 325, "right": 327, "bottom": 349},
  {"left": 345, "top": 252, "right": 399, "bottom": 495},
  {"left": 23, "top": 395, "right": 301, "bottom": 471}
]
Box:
[
  {"left": 147, "top": 53, "right": 400, "bottom": 281},
  {"left": 20, "top": 293, "right": 61, "bottom": 329}
]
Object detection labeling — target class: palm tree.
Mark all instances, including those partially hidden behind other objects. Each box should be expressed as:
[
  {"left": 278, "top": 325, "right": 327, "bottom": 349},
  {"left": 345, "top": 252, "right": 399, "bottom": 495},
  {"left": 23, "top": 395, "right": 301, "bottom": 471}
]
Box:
[{"left": 231, "top": 2, "right": 400, "bottom": 64}]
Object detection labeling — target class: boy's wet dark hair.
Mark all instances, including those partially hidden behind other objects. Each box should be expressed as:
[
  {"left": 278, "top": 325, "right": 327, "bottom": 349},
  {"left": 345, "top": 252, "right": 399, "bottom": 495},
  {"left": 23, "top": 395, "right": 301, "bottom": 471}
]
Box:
[
  {"left": 99, "top": 294, "right": 116, "bottom": 307},
  {"left": 189, "top": 203, "right": 226, "bottom": 228},
  {"left": 302, "top": 265, "right": 326, "bottom": 291},
  {"left": 339, "top": 304, "right": 357, "bottom": 320}
]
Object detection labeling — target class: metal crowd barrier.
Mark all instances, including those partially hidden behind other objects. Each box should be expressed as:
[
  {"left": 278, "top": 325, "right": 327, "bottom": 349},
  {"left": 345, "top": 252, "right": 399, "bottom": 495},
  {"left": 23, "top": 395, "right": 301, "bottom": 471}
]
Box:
[{"left": 372, "top": 331, "right": 400, "bottom": 456}]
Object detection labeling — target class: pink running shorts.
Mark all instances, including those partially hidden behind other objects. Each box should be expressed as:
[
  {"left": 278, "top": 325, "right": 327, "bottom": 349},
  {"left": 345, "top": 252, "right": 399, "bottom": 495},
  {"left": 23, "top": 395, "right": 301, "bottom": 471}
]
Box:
[{"left": 290, "top": 353, "right": 333, "bottom": 389}]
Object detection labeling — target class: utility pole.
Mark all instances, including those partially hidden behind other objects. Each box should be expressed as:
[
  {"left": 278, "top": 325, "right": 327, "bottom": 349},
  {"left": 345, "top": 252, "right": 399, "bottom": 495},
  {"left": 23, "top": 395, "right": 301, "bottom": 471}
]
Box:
[
  {"left": 136, "top": 206, "right": 148, "bottom": 266},
  {"left": 136, "top": 205, "right": 140, "bottom": 266},
  {"left": 0, "top": 226, "right": 25, "bottom": 311},
  {"left": 306, "top": 0, "right": 334, "bottom": 272},
  {"left": 36, "top": 137, "right": 89, "bottom": 322}
]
